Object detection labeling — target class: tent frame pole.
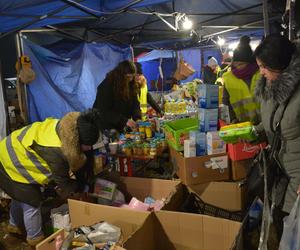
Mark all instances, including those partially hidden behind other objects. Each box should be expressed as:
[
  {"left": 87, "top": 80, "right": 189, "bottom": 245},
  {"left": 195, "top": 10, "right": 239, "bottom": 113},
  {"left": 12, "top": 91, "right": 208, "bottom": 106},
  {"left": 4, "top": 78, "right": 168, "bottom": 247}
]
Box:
[
  {"left": 15, "top": 32, "right": 29, "bottom": 124},
  {"left": 262, "top": 0, "right": 270, "bottom": 36}
]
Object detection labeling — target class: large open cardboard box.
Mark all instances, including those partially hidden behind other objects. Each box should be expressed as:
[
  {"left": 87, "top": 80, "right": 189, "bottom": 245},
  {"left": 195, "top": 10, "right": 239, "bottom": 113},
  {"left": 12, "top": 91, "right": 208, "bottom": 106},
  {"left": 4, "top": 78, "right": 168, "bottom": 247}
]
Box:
[
  {"left": 125, "top": 210, "right": 241, "bottom": 250},
  {"left": 170, "top": 148, "right": 229, "bottom": 185},
  {"left": 38, "top": 200, "right": 241, "bottom": 250},
  {"left": 37, "top": 199, "right": 151, "bottom": 250},
  {"left": 188, "top": 181, "right": 246, "bottom": 211},
  {"left": 120, "top": 177, "right": 186, "bottom": 211}
]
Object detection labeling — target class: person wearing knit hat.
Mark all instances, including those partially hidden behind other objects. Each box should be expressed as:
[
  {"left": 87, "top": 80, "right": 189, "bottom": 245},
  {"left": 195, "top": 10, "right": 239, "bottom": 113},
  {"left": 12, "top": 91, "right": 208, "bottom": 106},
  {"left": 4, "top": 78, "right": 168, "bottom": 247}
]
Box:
[
  {"left": 0, "top": 109, "right": 102, "bottom": 247},
  {"left": 134, "top": 62, "right": 163, "bottom": 119},
  {"left": 203, "top": 56, "right": 220, "bottom": 84},
  {"left": 222, "top": 36, "right": 261, "bottom": 124},
  {"left": 253, "top": 35, "right": 299, "bottom": 243}
]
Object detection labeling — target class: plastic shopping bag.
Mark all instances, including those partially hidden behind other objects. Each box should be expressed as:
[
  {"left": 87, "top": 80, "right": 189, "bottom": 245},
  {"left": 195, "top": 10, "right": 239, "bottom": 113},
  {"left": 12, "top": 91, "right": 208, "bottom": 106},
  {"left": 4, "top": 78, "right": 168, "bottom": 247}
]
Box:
[{"left": 279, "top": 196, "right": 300, "bottom": 250}]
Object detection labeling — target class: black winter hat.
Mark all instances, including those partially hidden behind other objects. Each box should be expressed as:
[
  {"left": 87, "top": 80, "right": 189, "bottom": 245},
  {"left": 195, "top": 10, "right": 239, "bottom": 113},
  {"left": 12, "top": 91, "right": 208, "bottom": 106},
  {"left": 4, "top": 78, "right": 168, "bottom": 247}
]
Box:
[
  {"left": 77, "top": 109, "right": 101, "bottom": 145},
  {"left": 233, "top": 36, "right": 255, "bottom": 63},
  {"left": 135, "top": 62, "right": 143, "bottom": 75}
]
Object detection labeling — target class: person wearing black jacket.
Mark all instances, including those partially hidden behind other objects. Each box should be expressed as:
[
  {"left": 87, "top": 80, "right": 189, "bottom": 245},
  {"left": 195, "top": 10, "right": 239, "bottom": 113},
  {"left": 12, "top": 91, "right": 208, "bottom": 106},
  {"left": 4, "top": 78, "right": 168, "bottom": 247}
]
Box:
[
  {"left": 93, "top": 60, "right": 141, "bottom": 132},
  {"left": 135, "top": 62, "right": 163, "bottom": 118}
]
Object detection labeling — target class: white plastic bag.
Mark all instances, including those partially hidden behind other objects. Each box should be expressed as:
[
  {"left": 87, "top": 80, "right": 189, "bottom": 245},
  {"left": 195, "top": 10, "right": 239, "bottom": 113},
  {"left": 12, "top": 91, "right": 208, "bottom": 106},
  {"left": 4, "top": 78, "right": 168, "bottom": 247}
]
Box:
[{"left": 279, "top": 196, "right": 300, "bottom": 250}]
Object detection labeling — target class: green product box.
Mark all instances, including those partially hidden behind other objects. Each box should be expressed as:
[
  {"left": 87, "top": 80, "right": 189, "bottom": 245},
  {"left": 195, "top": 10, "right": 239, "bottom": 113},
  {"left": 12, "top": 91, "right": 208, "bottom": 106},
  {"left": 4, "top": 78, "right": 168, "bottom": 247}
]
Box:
[{"left": 164, "top": 118, "right": 198, "bottom": 151}]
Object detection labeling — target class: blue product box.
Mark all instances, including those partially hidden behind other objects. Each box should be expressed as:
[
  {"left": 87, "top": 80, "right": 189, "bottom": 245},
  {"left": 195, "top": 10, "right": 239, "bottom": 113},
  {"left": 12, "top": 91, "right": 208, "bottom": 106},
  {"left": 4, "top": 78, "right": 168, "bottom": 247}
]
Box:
[
  {"left": 189, "top": 130, "right": 206, "bottom": 156},
  {"left": 198, "top": 108, "right": 218, "bottom": 132},
  {"left": 198, "top": 84, "right": 219, "bottom": 108}
]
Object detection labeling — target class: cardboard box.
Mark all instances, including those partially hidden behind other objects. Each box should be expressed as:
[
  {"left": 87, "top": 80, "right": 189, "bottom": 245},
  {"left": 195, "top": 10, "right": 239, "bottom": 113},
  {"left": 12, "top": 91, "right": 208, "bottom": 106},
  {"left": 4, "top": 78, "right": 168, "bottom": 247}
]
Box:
[
  {"left": 39, "top": 201, "right": 241, "bottom": 250},
  {"left": 188, "top": 181, "right": 245, "bottom": 211},
  {"left": 69, "top": 199, "right": 151, "bottom": 249},
  {"left": 170, "top": 147, "right": 229, "bottom": 185},
  {"left": 120, "top": 177, "right": 186, "bottom": 211},
  {"left": 125, "top": 211, "right": 241, "bottom": 250},
  {"left": 36, "top": 229, "right": 65, "bottom": 250},
  {"left": 231, "top": 159, "right": 252, "bottom": 180}
]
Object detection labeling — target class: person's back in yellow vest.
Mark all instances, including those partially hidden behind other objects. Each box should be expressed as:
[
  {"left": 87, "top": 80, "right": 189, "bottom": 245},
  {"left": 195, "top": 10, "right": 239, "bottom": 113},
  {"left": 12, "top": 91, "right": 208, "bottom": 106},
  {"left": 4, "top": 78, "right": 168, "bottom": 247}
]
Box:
[{"left": 0, "top": 110, "right": 101, "bottom": 247}]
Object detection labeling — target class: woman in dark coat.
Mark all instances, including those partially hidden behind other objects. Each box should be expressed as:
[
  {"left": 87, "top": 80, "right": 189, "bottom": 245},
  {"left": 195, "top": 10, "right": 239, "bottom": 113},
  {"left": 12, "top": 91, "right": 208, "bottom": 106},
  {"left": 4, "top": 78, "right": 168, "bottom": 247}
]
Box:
[
  {"left": 253, "top": 34, "right": 300, "bottom": 240},
  {"left": 93, "top": 60, "right": 141, "bottom": 132}
]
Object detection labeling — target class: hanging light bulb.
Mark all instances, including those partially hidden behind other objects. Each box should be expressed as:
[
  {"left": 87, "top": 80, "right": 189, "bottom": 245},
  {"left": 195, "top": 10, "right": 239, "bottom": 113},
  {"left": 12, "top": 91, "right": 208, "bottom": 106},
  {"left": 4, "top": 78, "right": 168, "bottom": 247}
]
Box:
[
  {"left": 217, "top": 37, "right": 225, "bottom": 46},
  {"left": 228, "top": 50, "right": 234, "bottom": 57},
  {"left": 182, "top": 16, "right": 193, "bottom": 30}
]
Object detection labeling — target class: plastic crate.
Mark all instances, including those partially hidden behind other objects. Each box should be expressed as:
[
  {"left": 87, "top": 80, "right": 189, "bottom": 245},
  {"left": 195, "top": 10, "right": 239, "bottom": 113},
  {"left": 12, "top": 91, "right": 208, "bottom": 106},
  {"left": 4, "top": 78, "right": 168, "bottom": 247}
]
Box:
[
  {"left": 181, "top": 193, "right": 243, "bottom": 222},
  {"left": 164, "top": 118, "right": 198, "bottom": 151}
]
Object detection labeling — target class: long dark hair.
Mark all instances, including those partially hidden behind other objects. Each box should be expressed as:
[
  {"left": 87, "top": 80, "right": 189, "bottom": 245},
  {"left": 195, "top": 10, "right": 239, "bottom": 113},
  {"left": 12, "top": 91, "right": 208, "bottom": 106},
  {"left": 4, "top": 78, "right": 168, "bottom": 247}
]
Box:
[
  {"left": 254, "top": 34, "right": 296, "bottom": 71},
  {"left": 106, "top": 60, "right": 138, "bottom": 100}
]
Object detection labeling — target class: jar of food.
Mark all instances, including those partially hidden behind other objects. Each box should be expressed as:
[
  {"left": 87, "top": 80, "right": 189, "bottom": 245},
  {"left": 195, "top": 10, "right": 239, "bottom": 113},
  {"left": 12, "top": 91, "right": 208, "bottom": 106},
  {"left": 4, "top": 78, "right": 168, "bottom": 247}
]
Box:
[
  {"left": 150, "top": 144, "right": 157, "bottom": 157},
  {"left": 143, "top": 143, "right": 150, "bottom": 156},
  {"left": 122, "top": 143, "right": 132, "bottom": 156},
  {"left": 145, "top": 123, "right": 152, "bottom": 138},
  {"left": 136, "top": 144, "right": 143, "bottom": 156},
  {"left": 132, "top": 143, "right": 139, "bottom": 155}
]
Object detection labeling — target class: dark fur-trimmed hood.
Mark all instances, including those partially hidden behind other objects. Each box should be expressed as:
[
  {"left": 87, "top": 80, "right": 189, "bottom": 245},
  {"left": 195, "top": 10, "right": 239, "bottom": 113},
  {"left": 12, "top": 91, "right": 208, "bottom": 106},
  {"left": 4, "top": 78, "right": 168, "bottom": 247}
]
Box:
[
  {"left": 255, "top": 43, "right": 300, "bottom": 104},
  {"left": 57, "top": 112, "right": 86, "bottom": 172}
]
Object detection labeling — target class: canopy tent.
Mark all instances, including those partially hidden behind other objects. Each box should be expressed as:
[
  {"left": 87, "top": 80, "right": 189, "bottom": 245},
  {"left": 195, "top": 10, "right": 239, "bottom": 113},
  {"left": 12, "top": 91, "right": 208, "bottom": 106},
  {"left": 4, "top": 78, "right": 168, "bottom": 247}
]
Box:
[{"left": 0, "top": 0, "right": 280, "bottom": 49}]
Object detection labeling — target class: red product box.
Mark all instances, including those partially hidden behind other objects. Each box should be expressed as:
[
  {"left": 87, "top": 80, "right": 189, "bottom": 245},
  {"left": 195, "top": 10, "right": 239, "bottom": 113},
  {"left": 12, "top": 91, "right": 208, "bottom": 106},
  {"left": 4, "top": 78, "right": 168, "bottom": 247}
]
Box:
[{"left": 227, "top": 143, "right": 266, "bottom": 161}]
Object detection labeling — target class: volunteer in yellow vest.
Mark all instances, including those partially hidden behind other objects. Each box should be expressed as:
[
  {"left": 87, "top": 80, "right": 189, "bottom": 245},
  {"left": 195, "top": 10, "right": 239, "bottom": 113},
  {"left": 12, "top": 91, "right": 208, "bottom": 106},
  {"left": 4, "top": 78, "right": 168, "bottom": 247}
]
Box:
[
  {"left": 223, "top": 36, "right": 261, "bottom": 124},
  {"left": 0, "top": 109, "right": 101, "bottom": 247},
  {"left": 135, "top": 62, "right": 163, "bottom": 119}
]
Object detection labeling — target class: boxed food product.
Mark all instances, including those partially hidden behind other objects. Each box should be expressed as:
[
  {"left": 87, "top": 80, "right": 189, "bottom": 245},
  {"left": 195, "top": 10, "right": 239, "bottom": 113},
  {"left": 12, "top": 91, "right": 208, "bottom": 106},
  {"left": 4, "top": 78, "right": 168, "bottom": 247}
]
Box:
[
  {"left": 219, "top": 121, "right": 256, "bottom": 144},
  {"left": 198, "top": 108, "right": 218, "bottom": 132},
  {"left": 198, "top": 84, "right": 219, "bottom": 108}
]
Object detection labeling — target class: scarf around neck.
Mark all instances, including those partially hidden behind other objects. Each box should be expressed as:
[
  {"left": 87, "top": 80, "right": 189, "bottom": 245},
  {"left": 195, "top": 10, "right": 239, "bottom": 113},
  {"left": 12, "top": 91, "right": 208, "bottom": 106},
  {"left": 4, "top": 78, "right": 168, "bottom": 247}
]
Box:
[{"left": 232, "top": 63, "right": 258, "bottom": 81}]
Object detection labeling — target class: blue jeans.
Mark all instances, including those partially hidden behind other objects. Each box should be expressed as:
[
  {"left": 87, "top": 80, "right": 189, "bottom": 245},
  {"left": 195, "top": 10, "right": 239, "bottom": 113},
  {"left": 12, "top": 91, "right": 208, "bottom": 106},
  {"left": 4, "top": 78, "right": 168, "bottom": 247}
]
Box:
[{"left": 9, "top": 199, "right": 43, "bottom": 240}]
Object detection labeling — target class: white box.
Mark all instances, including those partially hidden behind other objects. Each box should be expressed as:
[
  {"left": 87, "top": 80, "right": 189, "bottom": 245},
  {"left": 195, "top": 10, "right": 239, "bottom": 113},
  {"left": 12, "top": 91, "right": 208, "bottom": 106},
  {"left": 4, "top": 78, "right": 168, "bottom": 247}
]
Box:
[
  {"left": 184, "top": 139, "right": 196, "bottom": 158},
  {"left": 206, "top": 131, "right": 226, "bottom": 155}
]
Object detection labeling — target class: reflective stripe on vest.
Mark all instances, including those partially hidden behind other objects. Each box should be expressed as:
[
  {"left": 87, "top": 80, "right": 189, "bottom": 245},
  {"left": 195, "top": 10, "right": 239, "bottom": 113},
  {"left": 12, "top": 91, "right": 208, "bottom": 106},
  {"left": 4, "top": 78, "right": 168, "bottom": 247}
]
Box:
[
  {"left": 138, "top": 84, "right": 148, "bottom": 120},
  {"left": 223, "top": 70, "right": 261, "bottom": 122},
  {"left": 0, "top": 118, "right": 61, "bottom": 185}
]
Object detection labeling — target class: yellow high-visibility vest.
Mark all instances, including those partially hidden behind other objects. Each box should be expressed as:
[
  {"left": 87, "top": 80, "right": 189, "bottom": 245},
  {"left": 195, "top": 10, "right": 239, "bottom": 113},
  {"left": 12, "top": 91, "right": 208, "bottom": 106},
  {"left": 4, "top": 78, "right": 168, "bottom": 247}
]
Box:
[
  {"left": 223, "top": 70, "right": 261, "bottom": 123},
  {"left": 138, "top": 84, "right": 148, "bottom": 120},
  {"left": 0, "top": 118, "right": 61, "bottom": 185}
]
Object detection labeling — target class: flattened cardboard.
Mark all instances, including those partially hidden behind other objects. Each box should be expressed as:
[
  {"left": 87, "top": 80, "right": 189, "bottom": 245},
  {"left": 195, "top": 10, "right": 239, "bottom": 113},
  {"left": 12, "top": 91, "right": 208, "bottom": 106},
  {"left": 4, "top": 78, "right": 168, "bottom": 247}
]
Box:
[
  {"left": 231, "top": 159, "right": 252, "bottom": 181},
  {"left": 170, "top": 147, "right": 229, "bottom": 185},
  {"left": 188, "top": 181, "right": 245, "bottom": 211}
]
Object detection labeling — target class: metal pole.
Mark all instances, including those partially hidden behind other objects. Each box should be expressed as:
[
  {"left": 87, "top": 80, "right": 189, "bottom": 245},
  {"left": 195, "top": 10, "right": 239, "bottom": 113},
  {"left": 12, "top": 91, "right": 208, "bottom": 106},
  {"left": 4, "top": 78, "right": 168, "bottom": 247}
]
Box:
[
  {"left": 262, "top": 0, "right": 270, "bottom": 37},
  {"left": 288, "top": 0, "right": 296, "bottom": 40},
  {"left": 15, "top": 32, "right": 29, "bottom": 124}
]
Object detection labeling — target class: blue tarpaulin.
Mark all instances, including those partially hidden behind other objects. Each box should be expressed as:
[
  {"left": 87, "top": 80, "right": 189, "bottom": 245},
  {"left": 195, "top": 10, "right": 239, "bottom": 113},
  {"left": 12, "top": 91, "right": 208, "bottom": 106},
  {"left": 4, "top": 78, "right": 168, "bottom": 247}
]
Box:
[
  {"left": 137, "top": 50, "right": 176, "bottom": 91},
  {"left": 23, "top": 38, "right": 131, "bottom": 122}
]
